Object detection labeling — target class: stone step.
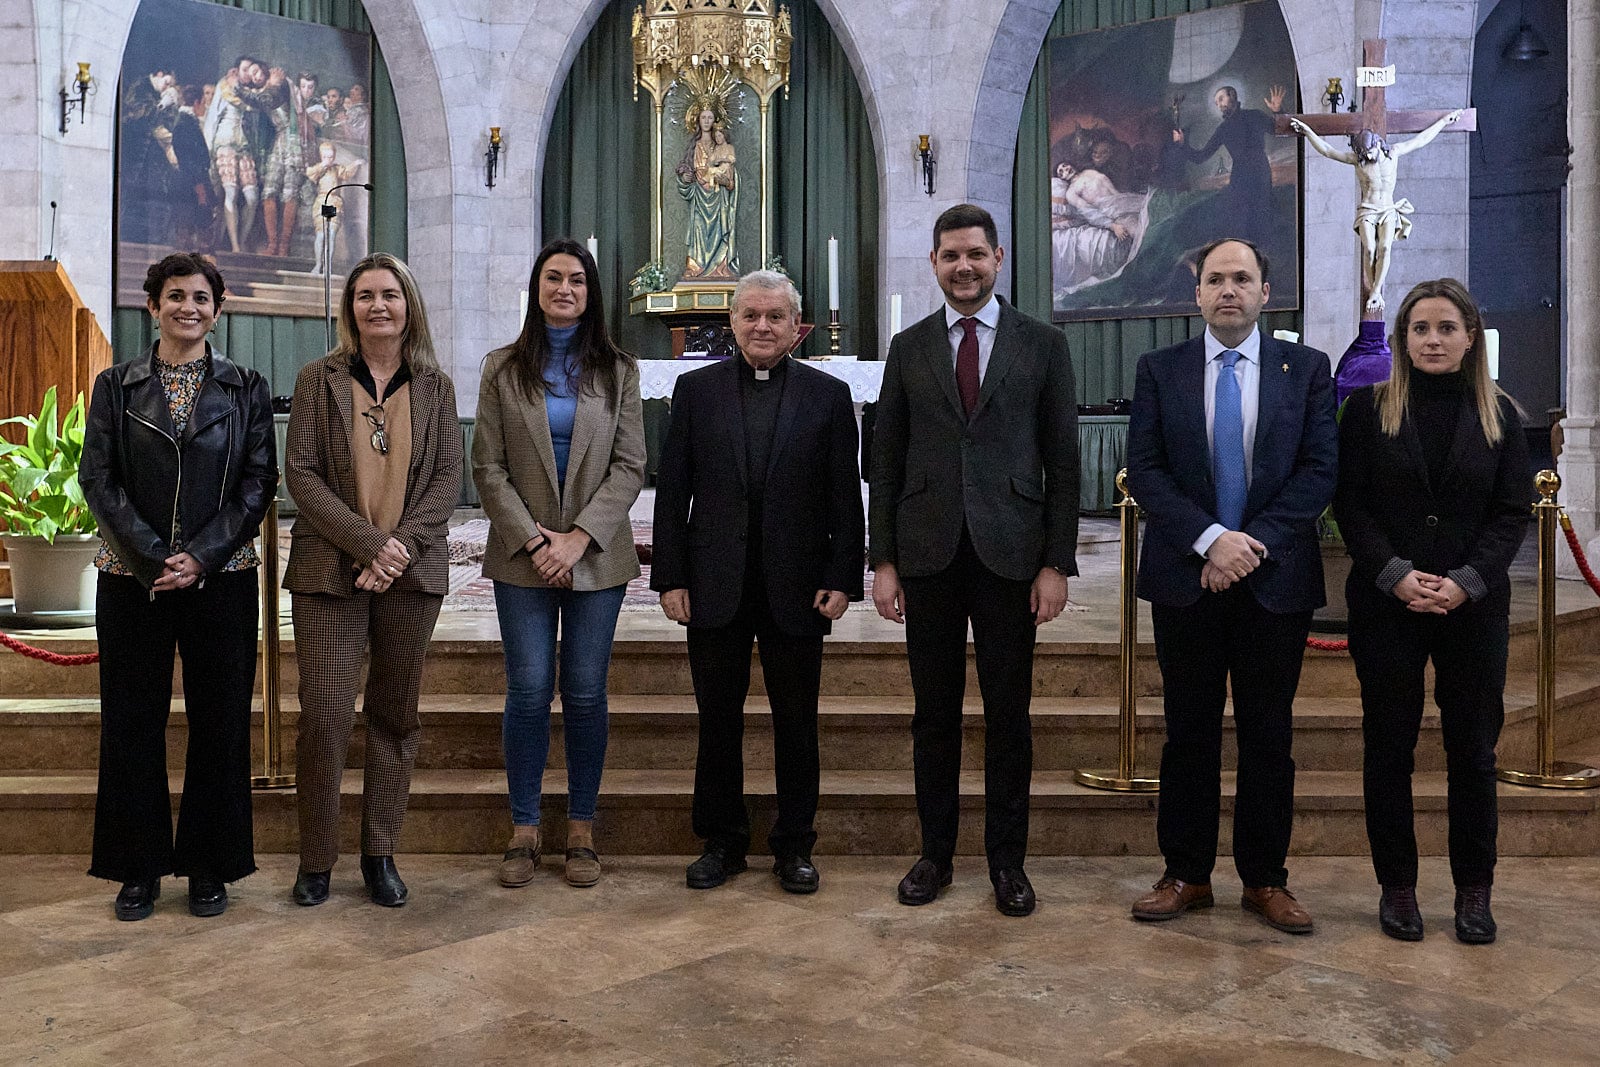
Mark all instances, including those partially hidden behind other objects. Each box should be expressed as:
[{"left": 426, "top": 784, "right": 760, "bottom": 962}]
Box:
[
  {"left": 5, "top": 657, "right": 1599, "bottom": 775},
  {"left": 3, "top": 768, "right": 1595, "bottom": 857},
  {"left": 5, "top": 604, "right": 1600, "bottom": 699},
  {"left": 6, "top": 655, "right": 1593, "bottom": 771}
]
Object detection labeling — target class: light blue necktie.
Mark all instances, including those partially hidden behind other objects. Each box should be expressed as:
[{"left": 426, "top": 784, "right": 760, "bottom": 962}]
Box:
[{"left": 1213, "top": 349, "right": 1247, "bottom": 531}]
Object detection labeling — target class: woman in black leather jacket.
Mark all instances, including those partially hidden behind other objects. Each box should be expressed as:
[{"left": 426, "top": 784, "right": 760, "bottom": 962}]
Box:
[{"left": 80, "top": 252, "right": 278, "bottom": 922}]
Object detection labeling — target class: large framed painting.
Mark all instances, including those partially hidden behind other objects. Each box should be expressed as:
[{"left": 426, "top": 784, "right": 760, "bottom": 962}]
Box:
[
  {"left": 1048, "top": 2, "right": 1299, "bottom": 321},
  {"left": 116, "top": 0, "right": 372, "bottom": 316}
]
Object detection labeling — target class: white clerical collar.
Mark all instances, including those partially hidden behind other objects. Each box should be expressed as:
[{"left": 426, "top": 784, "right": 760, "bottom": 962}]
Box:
[
  {"left": 944, "top": 295, "right": 1001, "bottom": 332},
  {"left": 1204, "top": 325, "right": 1261, "bottom": 364}
]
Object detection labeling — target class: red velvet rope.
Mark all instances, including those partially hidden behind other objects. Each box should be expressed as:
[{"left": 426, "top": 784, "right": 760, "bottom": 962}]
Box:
[
  {"left": 0, "top": 631, "right": 99, "bottom": 666},
  {"left": 1563, "top": 516, "right": 1600, "bottom": 598},
  {"left": 1306, "top": 636, "right": 1350, "bottom": 652}
]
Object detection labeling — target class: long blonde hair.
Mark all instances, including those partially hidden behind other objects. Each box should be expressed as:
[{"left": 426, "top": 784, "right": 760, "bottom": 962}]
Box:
[
  {"left": 1375, "top": 278, "right": 1508, "bottom": 445},
  {"left": 330, "top": 253, "right": 440, "bottom": 373}
]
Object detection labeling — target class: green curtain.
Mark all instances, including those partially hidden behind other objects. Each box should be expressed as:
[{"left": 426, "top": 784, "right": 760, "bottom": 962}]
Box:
[
  {"left": 110, "top": 0, "right": 407, "bottom": 394},
  {"left": 542, "top": 0, "right": 879, "bottom": 361},
  {"left": 1012, "top": 0, "right": 1302, "bottom": 406}
]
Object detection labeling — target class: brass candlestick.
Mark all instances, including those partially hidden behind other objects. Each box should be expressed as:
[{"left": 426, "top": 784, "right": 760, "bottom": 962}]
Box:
[{"left": 827, "top": 309, "right": 842, "bottom": 355}]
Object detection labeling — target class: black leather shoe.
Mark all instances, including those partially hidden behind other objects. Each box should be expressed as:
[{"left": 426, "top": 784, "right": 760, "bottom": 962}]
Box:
[
  {"left": 774, "top": 855, "right": 820, "bottom": 894},
  {"left": 188, "top": 876, "right": 227, "bottom": 918},
  {"left": 114, "top": 879, "right": 159, "bottom": 922},
  {"left": 360, "top": 854, "right": 408, "bottom": 907},
  {"left": 992, "top": 868, "right": 1036, "bottom": 917},
  {"left": 1379, "top": 886, "right": 1424, "bottom": 942},
  {"left": 896, "top": 858, "right": 953, "bottom": 906},
  {"left": 686, "top": 846, "right": 748, "bottom": 889},
  {"left": 1454, "top": 885, "right": 1496, "bottom": 944},
  {"left": 292, "top": 869, "right": 331, "bottom": 907}
]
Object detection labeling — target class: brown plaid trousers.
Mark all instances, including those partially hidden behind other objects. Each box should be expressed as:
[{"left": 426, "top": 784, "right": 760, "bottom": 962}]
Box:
[
  {"left": 292, "top": 588, "right": 443, "bottom": 870},
  {"left": 283, "top": 354, "right": 460, "bottom": 871}
]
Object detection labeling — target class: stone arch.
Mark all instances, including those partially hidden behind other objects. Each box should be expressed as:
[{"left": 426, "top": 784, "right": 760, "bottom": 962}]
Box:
[
  {"left": 518, "top": 0, "right": 892, "bottom": 250},
  {"left": 962, "top": 0, "right": 1367, "bottom": 341},
  {"left": 327, "top": 0, "right": 454, "bottom": 331}
]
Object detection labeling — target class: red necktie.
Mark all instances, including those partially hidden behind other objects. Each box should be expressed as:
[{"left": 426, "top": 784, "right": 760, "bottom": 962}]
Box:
[{"left": 956, "top": 317, "right": 980, "bottom": 417}]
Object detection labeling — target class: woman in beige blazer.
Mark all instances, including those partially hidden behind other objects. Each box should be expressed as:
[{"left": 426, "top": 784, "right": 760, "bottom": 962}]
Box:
[
  {"left": 473, "top": 238, "right": 645, "bottom": 888},
  {"left": 283, "top": 253, "right": 462, "bottom": 909}
]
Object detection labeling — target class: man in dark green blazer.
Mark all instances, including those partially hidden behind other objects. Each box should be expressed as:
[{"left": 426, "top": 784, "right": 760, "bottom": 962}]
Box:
[{"left": 869, "top": 203, "right": 1079, "bottom": 917}]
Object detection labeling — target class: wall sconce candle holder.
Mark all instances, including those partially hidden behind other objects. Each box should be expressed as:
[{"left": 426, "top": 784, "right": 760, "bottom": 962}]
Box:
[
  {"left": 1322, "top": 77, "right": 1345, "bottom": 113},
  {"left": 917, "top": 134, "right": 936, "bottom": 196},
  {"left": 485, "top": 126, "right": 503, "bottom": 189},
  {"left": 59, "top": 62, "right": 95, "bottom": 134}
]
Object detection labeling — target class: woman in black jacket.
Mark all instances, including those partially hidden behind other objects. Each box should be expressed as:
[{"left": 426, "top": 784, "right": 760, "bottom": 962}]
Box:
[
  {"left": 80, "top": 252, "right": 278, "bottom": 921},
  {"left": 1333, "top": 278, "right": 1530, "bottom": 945}
]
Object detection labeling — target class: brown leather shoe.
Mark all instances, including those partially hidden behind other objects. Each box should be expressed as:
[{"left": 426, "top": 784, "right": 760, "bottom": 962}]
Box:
[
  {"left": 1241, "top": 885, "right": 1314, "bottom": 934},
  {"left": 1131, "top": 876, "right": 1214, "bottom": 921}
]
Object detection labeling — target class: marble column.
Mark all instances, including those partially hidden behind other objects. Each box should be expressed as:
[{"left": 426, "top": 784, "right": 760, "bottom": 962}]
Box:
[{"left": 1559, "top": 0, "right": 1600, "bottom": 577}]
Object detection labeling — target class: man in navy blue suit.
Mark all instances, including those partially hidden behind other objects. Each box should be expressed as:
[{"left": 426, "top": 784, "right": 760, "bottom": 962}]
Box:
[{"left": 1125, "top": 238, "right": 1337, "bottom": 934}]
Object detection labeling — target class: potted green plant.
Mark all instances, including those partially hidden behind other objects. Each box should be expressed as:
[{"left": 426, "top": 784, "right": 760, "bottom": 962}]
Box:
[{"left": 0, "top": 386, "right": 100, "bottom": 615}]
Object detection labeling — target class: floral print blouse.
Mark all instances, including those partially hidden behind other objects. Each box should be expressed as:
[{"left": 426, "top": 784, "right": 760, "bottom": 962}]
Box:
[{"left": 95, "top": 355, "right": 262, "bottom": 576}]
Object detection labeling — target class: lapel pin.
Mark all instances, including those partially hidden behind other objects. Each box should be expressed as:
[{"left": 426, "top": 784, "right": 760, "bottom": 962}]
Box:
[{"left": 1281, "top": 363, "right": 1289, "bottom": 373}]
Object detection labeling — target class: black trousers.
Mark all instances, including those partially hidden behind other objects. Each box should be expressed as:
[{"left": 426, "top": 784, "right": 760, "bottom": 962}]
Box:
[
  {"left": 687, "top": 588, "right": 822, "bottom": 859},
  {"left": 1348, "top": 582, "right": 1507, "bottom": 888},
  {"left": 1151, "top": 587, "right": 1311, "bottom": 888},
  {"left": 89, "top": 569, "right": 259, "bottom": 884},
  {"left": 902, "top": 534, "right": 1036, "bottom": 871}
]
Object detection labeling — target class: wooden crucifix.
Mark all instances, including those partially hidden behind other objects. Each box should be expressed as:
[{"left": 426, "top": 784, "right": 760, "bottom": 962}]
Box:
[{"left": 1274, "top": 39, "right": 1477, "bottom": 317}]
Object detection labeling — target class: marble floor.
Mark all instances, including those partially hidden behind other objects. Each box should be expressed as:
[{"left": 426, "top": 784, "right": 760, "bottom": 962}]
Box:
[{"left": 4, "top": 854, "right": 1599, "bottom": 1066}]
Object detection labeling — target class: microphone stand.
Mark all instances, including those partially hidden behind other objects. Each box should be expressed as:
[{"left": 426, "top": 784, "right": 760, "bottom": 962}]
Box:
[{"left": 321, "top": 181, "right": 372, "bottom": 352}]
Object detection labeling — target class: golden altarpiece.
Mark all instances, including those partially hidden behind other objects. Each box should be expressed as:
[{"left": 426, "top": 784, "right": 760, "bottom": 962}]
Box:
[{"left": 628, "top": 0, "right": 792, "bottom": 335}]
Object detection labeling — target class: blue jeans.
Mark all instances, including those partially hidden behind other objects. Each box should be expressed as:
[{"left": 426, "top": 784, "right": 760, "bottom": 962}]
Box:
[{"left": 494, "top": 581, "right": 627, "bottom": 825}]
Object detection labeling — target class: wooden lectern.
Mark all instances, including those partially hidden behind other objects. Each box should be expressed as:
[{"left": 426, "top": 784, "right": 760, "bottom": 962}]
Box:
[{"left": 0, "top": 261, "right": 112, "bottom": 439}]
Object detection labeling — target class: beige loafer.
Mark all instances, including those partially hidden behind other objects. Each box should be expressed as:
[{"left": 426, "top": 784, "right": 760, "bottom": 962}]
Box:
[
  {"left": 565, "top": 846, "right": 601, "bottom": 888},
  {"left": 499, "top": 842, "right": 541, "bottom": 887}
]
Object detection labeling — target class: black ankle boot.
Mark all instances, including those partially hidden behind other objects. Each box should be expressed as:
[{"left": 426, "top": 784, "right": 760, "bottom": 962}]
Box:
[
  {"left": 292, "top": 869, "right": 331, "bottom": 906},
  {"left": 114, "top": 878, "right": 160, "bottom": 921},
  {"left": 360, "top": 854, "right": 408, "bottom": 907},
  {"left": 1454, "top": 885, "right": 1496, "bottom": 944},
  {"left": 1378, "top": 885, "right": 1423, "bottom": 941}
]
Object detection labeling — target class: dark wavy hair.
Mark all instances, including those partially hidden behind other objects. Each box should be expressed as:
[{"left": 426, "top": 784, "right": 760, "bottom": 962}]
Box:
[
  {"left": 496, "top": 238, "right": 633, "bottom": 400},
  {"left": 143, "top": 252, "right": 226, "bottom": 310}
]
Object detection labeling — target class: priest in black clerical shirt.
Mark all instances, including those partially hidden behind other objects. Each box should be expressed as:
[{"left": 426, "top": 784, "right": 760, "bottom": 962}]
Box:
[{"left": 651, "top": 270, "right": 865, "bottom": 895}]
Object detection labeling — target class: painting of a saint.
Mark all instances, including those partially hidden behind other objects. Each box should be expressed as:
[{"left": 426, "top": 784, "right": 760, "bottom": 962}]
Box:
[
  {"left": 675, "top": 107, "right": 739, "bottom": 280},
  {"left": 1047, "top": 1, "right": 1299, "bottom": 321}
]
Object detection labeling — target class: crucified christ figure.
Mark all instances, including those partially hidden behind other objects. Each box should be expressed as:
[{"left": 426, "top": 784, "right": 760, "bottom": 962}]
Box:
[{"left": 1289, "top": 109, "right": 1461, "bottom": 312}]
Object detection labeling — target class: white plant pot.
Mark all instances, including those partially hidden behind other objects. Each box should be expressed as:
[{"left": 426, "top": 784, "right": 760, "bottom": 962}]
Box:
[{"left": 2, "top": 533, "right": 99, "bottom": 615}]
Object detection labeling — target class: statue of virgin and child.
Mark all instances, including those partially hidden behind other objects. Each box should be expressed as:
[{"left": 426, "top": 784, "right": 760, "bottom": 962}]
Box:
[{"left": 675, "top": 106, "right": 739, "bottom": 281}]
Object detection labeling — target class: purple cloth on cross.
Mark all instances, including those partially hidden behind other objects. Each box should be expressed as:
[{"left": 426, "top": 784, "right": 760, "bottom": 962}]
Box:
[{"left": 1335, "top": 319, "right": 1392, "bottom": 407}]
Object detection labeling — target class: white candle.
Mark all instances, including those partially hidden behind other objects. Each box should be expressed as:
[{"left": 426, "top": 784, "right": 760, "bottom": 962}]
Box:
[
  {"left": 828, "top": 236, "right": 840, "bottom": 311},
  {"left": 519, "top": 288, "right": 528, "bottom": 323},
  {"left": 1272, "top": 329, "right": 1300, "bottom": 344},
  {"left": 889, "top": 293, "right": 902, "bottom": 337},
  {"left": 587, "top": 235, "right": 599, "bottom": 262},
  {"left": 1484, "top": 328, "right": 1500, "bottom": 380}
]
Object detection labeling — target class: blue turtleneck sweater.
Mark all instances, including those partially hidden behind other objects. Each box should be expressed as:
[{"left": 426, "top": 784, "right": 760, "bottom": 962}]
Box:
[{"left": 544, "top": 323, "right": 580, "bottom": 485}]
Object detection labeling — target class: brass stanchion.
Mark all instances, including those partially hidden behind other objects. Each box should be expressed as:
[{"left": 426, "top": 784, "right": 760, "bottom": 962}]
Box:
[
  {"left": 1075, "top": 470, "right": 1159, "bottom": 792},
  {"left": 1497, "top": 470, "right": 1600, "bottom": 789},
  {"left": 252, "top": 497, "right": 294, "bottom": 788}
]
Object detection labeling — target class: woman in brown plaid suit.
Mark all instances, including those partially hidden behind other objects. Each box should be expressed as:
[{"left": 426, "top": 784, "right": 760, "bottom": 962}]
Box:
[
  {"left": 473, "top": 238, "right": 644, "bottom": 889},
  {"left": 282, "top": 253, "right": 462, "bottom": 908}
]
